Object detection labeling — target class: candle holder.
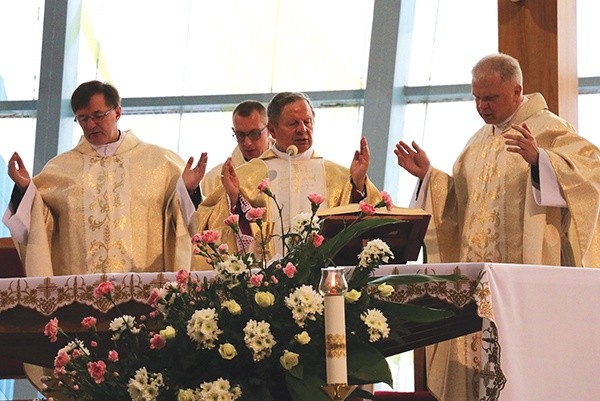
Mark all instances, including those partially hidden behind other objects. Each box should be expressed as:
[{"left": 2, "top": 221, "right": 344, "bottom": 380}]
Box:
[
  {"left": 321, "top": 383, "right": 358, "bottom": 401},
  {"left": 319, "top": 267, "right": 355, "bottom": 400}
]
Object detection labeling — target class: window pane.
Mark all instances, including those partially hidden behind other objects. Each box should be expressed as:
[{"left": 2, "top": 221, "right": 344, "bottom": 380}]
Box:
[
  {"left": 77, "top": 0, "right": 374, "bottom": 97},
  {"left": 577, "top": 1, "right": 600, "bottom": 77},
  {"left": 407, "top": 0, "right": 497, "bottom": 86},
  {"left": 396, "top": 102, "right": 482, "bottom": 207},
  {"left": 0, "top": 118, "right": 37, "bottom": 237},
  {"left": 0, "top": 1, "right": 44, "bottom": 100},
  {"left": 578, "top": 94, "right": 600, "bottom": 148}
]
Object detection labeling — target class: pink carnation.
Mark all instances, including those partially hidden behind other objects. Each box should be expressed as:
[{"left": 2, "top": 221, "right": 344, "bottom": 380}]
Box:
[
  {"left": 81, "top": 316, "right": 97, "bottom": 329},
  {"left": 147, "top": 288, "right": 162, "bottom": 306},
  {"left": 312, "top": 233, "right": 325, "bottom": 247},
  {"left": 380, "top": 191, "right": 393, "bottom": 212},
  {"left": 108, "top": 350, "right": 119, "bottom": 362},
  {"left": 250, "top": 274, "right": 264, "bottom": 287},
  {"left": 44, "top": 318, "right": 59, "bottom": 343},
  {"left": 359, "top": 200, "right": 376, "bottom": 216},
  {"left": 93, "top": 281, "right": 114, "bottom": 299},
  {"left": 191, "top": 233, "right": 203, "bottom": 243},
  {"left": 224, "top": 214, "right": 240, "bottom": 227},
  {"left": 245, "top": 207, "right": 266, "bottom": 222},
  {"left": 283, "top": 262, "right": 297, "bottom": 278},
  {"left": 176, "top": 268, "right": 189, "bottom": 285},
  {"left": 200, "top": 230, "right": 220, "bottom": 244},
  {"left": 54, "top": 351, "right": 70, "bottom": 368},
  {"left": 217, "top": 243, "right": 229, "bottom": 254},
  {"left": 150, "top": 333, "right": 166, "bottom": 350},
  {"left": 87, "top": 360, "right": 106, "bottom": 384},
  {"left": 258, "top": 178, "right": 271, "bottom": 193},
  {"left": 308, "top": 193, "right": 325, "bottom": 205}
]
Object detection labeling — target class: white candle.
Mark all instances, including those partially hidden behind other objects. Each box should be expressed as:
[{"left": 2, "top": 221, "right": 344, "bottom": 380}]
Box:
[
  {"left": 320, "top": 267, "right": 348, "bottom": 385},
  {"left": 324, "top": 294, "right": 347, "bottom": 384}
]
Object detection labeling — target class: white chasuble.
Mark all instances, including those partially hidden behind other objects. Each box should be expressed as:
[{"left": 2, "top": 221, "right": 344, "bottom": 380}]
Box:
[{"left": 264, "top": 157, "right": 326, "bottom": 257}]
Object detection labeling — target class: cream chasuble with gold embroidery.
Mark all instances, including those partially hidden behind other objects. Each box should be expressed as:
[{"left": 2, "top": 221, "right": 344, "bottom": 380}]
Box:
[
  {"left": 21, "top": 130, "right": 191, "bottom": 277},
  {"left": 192, "top": 148, "right": 380, "bottom": 269},
  {"left": 421, "top": 93, "right": 600, "bottom": 401}
]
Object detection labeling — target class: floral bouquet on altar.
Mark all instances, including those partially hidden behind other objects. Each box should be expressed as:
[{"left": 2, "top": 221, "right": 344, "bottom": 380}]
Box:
[{"left": 42, "top": 182, "right": 457, "bottom": 401}]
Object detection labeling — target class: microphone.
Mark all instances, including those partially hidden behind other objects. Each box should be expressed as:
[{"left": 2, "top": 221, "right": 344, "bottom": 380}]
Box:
[{"left": 286, "top": 145, "right": 298, "bottom": 156}]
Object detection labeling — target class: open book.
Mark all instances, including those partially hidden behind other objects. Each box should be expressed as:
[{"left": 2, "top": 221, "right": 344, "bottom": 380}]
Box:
[{"left": 316, "top": 204, "right": 431, "bottom": 266}]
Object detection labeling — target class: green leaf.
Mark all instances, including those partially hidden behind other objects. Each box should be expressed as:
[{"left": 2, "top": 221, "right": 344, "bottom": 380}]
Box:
[
  {"left": 286, "top": 371, "right": 331, "bottom": 401},
  {"left": 347, "top": 342, "right": 393, "bottom": 387}
]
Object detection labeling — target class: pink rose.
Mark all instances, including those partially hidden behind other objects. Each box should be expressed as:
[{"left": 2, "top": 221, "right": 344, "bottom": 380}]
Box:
[
  {"left": 81, "top": 316, "right": 97, "bottom": 329},
  {"left": 108, "top": 350, "right": 119, "bottom": 362},
  {"left": 245, "top": 207, "right": 266, "bottom": 222},
  {"left": 250, "top": 274, "right": 264, "bottom": 287},
  {"left": 380, "top": 191, "right": 393, "bottom": 212},
  {"left": 200, "top": 230, "right": 220, "bottom": 244},
  {"left": 283, "top": 262, "right": 297, "bottom": 278},
  {"left": 359, "top": 200, "right": 376, "bottom": 216},
  {"left": 150, "top": 333, "right": 166, "bottom": 350},
  {"left": 312, "top": 233, "right": 325, "bottom": 247},
  {"left": 176, "top": 268, "right": 189, "bottom": 285},
  {"left": 87, "top": 360, "right": 107, "bottom": 384},
  {"left": 44, "top": 318, "right": 59, "bottom": 343},
  {"left": 308, "top": 193, "right": 325, "bottom": 205},
  {"left": 93, "top": 281, "right": 114, "bottom": 299}
]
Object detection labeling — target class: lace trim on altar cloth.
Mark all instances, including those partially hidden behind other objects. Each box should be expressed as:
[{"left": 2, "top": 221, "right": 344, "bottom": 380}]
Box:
[{"left": 477, "top": 321, "right": 507, "bottom": 401}]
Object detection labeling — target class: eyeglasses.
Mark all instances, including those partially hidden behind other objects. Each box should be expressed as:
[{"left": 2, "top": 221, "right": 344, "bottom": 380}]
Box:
[
  {"left": 74, "top": 107, "right": 115, "bottom": 124},
  {"left": 232, "top": 126, "right": 267, "bottom": 142}
]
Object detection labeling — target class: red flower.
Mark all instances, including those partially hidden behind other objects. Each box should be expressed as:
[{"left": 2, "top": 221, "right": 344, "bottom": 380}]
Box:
[
  {"left": 108, "top": 350, "right": 119, "bottom": 362},
  {"left": 379, "top": 191, "right": 393, "bottom": 212},
  {"left": 176, "top": 269, "right": 189, "bottom": 285},
  {"left": 44, "top": 318, "right": 59, "bottom": 343},
  {"left": 150, "top": 333, "right": 166, "bottom": 350},
  {"left": 93, "top": 281, "right": 114, "bottom": 299},
  {"left": 283, "top": 262, "right": 297, "bottom": 278}
]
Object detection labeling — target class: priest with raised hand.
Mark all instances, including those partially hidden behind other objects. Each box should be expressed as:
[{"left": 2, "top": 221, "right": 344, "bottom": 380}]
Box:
[{"left": 192, "top": 91, "right": 381, "bottom": 267}]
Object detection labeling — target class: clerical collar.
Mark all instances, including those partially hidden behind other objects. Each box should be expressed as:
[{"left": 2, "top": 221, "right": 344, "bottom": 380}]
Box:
[
  {"left": 271, "top": 145, "right": 314, "bottom": 160},
  {"left": 493, "top": 96, "right": 528, "bottom": 135},
  {"left": 91, "top": 130, "right": 125, "bottom": 156}
]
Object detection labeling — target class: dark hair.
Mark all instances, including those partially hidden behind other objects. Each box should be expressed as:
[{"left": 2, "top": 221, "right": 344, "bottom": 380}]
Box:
[
  {"left": 267, "top": 92, "right": 315, "bottom": 124},
  {"left": 71, "top": 80, "right": 121, "bottom": 113},
  {"left": 232, "top": 100, "right": 267, "bottom": 119}
]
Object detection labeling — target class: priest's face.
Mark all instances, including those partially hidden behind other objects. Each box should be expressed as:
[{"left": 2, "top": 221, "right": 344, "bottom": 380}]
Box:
[
  {"left": 269, "top": 99, "right": 314, "bottom": 154},
  {"left": 472, "top": 73, "right": 522, "bottom": 126},
  {"left": 75, "top": 93, "right": 122, "bottom": 146},
  {"left": 232, "top": 109, "right": 270, "bottom": 160}
]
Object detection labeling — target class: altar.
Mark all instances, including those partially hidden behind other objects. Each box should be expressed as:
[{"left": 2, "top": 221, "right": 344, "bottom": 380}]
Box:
[{"left": 1, "top": 262, "right": 600, "bottom": 400}]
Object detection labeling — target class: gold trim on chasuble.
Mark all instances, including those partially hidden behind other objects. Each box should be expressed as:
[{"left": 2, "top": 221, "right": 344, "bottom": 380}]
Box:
[
  {"left": 463, "top": 134, "right": 505, "bottom": 262},
  {"left": 84, "top": 155, "right": 133, "bottom": 273}
]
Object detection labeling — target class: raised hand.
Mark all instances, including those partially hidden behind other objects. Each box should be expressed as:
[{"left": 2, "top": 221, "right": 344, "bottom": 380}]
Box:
[
  {"left": 504, "top": 123, "right": 539, "bottom": 165},
  {"left": 350, "top": 137, "right": 370, "bottom": 191},
  {"left": 221, "top": 158, "right": 240, "bottom": 203},
  {"left": 182, "top": 152, "right": 208, "bottom": 193},
  {"left": 394, "top": 141, "right": 430, "bottom": 180},
  {"left": 7, "top": 152, "right": 31, "bottom": 191}
]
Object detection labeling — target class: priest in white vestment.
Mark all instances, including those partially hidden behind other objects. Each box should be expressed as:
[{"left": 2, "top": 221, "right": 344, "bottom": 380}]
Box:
[
  {"left": 2, "top": 80, "right": 208, "bottom": 278},
  {"left": 192, "top": 92, "right": 381, "bottom": 268},
  {"left": 394, "top": 53, "right": 600, "bottom": 401}
]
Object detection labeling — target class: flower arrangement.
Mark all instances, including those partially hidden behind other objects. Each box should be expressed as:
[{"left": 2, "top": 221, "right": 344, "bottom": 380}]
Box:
[{"left": 42, "top": 182, "right": 456, "bottom": 401}]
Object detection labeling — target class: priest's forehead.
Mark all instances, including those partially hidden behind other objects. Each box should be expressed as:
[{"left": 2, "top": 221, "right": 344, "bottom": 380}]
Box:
[{"left": 268, "top": 92, "right": 315, "bottom": 123}]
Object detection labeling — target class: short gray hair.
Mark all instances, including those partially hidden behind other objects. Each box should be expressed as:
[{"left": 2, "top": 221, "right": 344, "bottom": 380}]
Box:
[{"left": 472, "top": 53, "right": 523, "bottom": 85}]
